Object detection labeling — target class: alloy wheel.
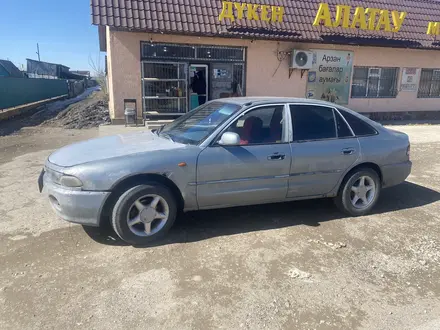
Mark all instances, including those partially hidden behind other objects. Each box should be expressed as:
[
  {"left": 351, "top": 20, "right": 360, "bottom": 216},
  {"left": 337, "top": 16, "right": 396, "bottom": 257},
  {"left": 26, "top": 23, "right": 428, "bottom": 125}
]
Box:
[
  {"left": 126, "top": 194, "right": 169, "bottom": 237},
  {"left": 350, "top": 176, "right": 376, "bottom": 209}
]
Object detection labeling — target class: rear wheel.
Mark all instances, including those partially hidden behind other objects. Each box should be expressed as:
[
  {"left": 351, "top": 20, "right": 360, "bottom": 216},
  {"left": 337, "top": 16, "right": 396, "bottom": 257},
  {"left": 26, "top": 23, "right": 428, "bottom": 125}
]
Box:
[
  {"left": 111, "top": 184, "right": 177, "bottom": 245},
  {"left": 335, "top": 168, "right": 381, "bottom": 216}
]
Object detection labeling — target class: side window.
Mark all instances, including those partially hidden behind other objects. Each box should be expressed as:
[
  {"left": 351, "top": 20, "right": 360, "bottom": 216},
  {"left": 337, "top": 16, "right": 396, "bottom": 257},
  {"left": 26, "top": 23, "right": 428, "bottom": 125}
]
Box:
[
  {"left": 334, "top": 111, "right": 353, "bottom": 138},
  {"left": 290, "top": 105, "right": 336, "bottom": 141},
  {"left": 226, "top": 105, "right": 285, "bottom": 145},
  {"left": 339, "top": 110, "right": 378, "bottom": 136}
]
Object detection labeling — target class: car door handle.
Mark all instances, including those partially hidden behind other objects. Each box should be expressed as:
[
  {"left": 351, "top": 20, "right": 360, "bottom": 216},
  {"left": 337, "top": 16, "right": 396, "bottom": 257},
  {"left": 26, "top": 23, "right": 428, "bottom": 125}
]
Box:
[
  {"left": 341, "top": 148, "right": 355, "bottom": 155},
  {"left": 268, "top": 153, "right": 286, "bottom": 160}
]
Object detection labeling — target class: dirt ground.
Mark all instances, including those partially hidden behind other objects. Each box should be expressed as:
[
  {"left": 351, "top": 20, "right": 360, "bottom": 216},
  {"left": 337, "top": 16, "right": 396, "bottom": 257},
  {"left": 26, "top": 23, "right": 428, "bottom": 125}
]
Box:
[
  {"left": 0, "top": 117, "right": 440, "bottom": 329},
  {"left": 0, "top": 87, "right": 108, "bottom": 137}
]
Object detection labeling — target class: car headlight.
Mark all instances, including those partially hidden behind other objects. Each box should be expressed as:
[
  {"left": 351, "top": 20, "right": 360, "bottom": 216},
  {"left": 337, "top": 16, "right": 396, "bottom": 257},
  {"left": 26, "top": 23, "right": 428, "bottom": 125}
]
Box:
[
  {"left": 59, "top": 175, "right": 83, "bottom": 187},
  {"left": 45, "top": 167, "right": 83, "bottom": 188}
]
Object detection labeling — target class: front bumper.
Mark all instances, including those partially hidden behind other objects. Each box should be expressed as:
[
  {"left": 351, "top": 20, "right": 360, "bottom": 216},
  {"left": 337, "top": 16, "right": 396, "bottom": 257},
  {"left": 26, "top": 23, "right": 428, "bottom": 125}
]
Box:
[
  {"left": 39, "top": 169, "right": 110, "bottom": 226},
  {"left": 381, "top": 161, "right": 412, "bottom": 188}
]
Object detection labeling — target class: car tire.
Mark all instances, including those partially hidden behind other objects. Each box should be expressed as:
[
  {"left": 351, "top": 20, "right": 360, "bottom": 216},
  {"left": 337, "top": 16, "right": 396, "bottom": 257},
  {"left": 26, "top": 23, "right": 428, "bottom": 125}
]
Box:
[
  {"left": 335, "top": 168, "right": 381, "bottom": 216},
  {"left": 111, "top": 184, "right": 177, "bottom": 245}
]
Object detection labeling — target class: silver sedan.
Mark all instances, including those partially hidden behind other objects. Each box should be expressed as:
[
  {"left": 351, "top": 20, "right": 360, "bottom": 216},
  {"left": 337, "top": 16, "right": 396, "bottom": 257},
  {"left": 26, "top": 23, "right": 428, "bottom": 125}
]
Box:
[{"left": 39, "top": 98, "right": 412, "bottom": 245}]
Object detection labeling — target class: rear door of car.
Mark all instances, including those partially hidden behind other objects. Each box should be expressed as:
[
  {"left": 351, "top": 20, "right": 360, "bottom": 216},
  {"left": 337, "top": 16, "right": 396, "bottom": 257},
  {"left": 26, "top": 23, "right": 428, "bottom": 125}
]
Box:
[
  {"left": 196, "top": 104, "right": 292, "bottom": 208},
  {"left": 287, "top": 103, "right": 361, "bottom": 198}
]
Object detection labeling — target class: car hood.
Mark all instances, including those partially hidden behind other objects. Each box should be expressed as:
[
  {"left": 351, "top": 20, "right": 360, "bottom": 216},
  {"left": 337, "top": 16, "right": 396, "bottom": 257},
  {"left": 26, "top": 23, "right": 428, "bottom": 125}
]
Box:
[{"left": 48, "top": 130, "right": 183, "bottom": 167}]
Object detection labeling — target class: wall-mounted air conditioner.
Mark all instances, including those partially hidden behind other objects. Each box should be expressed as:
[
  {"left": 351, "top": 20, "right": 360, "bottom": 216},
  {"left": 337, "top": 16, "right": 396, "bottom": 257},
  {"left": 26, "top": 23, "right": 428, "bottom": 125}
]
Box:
[{"left": 290, "top": 50, "right": 314, "bottom": 69}]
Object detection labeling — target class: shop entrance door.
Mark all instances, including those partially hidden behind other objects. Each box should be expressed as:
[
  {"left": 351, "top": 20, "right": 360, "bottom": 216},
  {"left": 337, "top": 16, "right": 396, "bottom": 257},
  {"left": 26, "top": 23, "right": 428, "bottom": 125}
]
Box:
[{"left": 189, "top": 64, "right": 208, "bottom": 110}]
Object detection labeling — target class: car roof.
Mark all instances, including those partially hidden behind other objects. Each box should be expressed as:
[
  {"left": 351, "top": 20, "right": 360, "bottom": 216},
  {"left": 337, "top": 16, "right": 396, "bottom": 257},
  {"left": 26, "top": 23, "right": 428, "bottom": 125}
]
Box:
[{"left": 220, "top": 97, "right": 340, "bottom": 107}]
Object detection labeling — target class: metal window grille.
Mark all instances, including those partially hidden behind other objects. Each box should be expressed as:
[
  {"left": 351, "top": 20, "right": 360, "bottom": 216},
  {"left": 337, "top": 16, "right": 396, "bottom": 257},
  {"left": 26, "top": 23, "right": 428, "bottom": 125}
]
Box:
[
  {"left": 142, "top": 44, "right": 196, "bottom": 60},
  {"left": 351, "top": 67, "right": 399, "bottom": 98},
  {"left": 141, "top": 43, "right": 246, "bottom": 115},
  {"left": 142, "top": 43, "right": 245, "bottom": 62},
  {"left": 142, "top": 62, "right": 188, "bottom": 114},
  {"left": 232, "top": 63, "right": 245, "bottom": 96},
  {"left": 418, "top": 69, "right": 440, "bottom": 98},
  {"left": 197, "top": 46, "right": 245, "bottom": 61}
]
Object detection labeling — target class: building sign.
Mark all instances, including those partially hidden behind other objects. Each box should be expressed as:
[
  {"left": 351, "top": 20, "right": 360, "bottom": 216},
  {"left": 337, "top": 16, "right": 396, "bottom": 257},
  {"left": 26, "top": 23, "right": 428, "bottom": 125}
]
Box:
[
  {"left": 218, "top": 2, "right": 439, "bottom": 36},
  {"left": 219, "top": 2, "right": 284, "bottom": 22},
  {"left": 313, "top": 3, "right": 407, "bottom": 32},
  {"left": 427, "top": 22, "right": 440, "bottom": 35},
  {"left": 306, "top": 50, "right": 354, "bottom": 105},
  {"left": 400, "top": 68, "right": 420, "bottom": 92}
]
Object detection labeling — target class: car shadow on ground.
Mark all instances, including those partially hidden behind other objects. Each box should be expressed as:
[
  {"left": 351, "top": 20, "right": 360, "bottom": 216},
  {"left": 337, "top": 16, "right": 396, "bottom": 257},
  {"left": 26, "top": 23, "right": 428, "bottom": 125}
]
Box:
[{"left": 82, "top": 181, "right": 440, "bottom": 248}]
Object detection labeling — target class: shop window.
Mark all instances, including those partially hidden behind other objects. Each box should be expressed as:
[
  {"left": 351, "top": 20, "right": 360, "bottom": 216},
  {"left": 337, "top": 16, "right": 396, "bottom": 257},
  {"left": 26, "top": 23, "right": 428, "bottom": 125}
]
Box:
[
  {"left": 141, "top": 43, "right": 245, "bottom": 62},
  {"left": 339, "top": 110, "right": 378, "bottom": 136},
  {"left": 142, "top": 43, "right": 195, "bottom": 59},
  {"left": 418, "top": 69, "right": 440, "bottom": 98},
  {"left": 140, "top": 43, "right": 246, "bottom": 115},
  {"left": 143, "top": 81, "right": 188, "bottom": 99},
  {"left": 142, "top": 62, "right": 187, "bottom": 80},
  {"left": 144, "top": 98, "right": 187, "bottom": 114},
  {"left": 232, "top": 64, "right": 245, "bottom": 96},
  {"left": 290, "top": 105, "right": 336, "bottom": 141},
  {"left": 351, "top": 67, "right": 399, "bottom": 98},
  {"left": 197, "top": 47, "right": 244, "bottom": 61},
  {"left": 142, "top": 62, "right": 188, "bottom": 114}
]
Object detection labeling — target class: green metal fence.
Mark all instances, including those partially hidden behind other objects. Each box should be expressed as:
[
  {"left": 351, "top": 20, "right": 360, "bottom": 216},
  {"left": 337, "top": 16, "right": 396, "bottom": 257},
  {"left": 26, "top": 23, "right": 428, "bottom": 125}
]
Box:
[{"left": 0, "top": 77, "right": 68, "bottom": 110}]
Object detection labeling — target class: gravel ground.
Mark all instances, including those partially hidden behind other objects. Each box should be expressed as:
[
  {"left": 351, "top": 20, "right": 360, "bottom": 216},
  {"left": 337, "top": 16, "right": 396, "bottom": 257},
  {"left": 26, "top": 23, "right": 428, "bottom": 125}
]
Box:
[{"left": 0, "top": 124, "right": 439, "bottom": 330}]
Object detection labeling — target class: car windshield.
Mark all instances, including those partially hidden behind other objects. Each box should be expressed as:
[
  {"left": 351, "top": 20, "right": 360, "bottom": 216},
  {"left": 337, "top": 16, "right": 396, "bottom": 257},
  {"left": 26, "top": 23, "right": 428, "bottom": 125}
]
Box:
[{"left": 159, "top": 101, "right": 242, "bottom": 145}]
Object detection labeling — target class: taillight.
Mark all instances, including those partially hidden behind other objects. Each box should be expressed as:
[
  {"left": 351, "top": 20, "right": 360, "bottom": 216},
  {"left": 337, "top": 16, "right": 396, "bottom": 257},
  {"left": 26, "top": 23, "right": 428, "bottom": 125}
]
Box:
[{"left": 406, "top": 144, "right": 411, "bottom": 158}]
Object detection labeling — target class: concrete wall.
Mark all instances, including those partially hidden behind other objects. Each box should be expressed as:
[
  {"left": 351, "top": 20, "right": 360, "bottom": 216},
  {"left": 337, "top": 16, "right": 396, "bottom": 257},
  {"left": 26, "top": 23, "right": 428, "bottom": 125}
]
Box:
[{"left": 107, "top": 29, "right": 440, "bottom": 120}]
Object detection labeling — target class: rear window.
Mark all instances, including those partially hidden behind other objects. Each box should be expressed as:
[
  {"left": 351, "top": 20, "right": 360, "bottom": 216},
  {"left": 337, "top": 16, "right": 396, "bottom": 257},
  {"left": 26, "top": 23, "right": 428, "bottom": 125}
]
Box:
[{"left": 339, "top": 110, "right": 378, "bottom": 136}]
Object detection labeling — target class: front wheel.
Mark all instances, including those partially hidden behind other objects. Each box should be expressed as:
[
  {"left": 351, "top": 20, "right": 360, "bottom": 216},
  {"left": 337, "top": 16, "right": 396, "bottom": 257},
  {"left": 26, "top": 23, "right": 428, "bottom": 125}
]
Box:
[
  {"left": 111, "top": 184, "right": 177, "bottom": 245},
  {"left": 335, "top": 168, "right": 381, "bottom": 216}
]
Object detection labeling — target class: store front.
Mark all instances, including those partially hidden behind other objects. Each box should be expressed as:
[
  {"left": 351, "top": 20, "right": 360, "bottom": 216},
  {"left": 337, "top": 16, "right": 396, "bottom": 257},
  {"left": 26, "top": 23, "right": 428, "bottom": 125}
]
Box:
[
  {"left": 141, "top": 43, "right": 245, "bottom": 118},
  {"left": 92, "top": 0, "right": 440, "bottom": 124}
]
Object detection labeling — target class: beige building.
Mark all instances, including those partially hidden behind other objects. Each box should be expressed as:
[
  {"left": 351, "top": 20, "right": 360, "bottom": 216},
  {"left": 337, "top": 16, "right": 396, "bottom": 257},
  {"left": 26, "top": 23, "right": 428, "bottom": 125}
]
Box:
[{"left": 92, "top": 0, "right": 440, "bottom": 124}]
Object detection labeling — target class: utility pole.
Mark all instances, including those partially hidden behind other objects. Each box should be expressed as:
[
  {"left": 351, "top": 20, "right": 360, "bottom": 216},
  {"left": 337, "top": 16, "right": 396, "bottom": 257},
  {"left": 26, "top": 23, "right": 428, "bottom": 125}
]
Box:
[{"left": 36, "top": 43, "right": 41, "bottom": 61}]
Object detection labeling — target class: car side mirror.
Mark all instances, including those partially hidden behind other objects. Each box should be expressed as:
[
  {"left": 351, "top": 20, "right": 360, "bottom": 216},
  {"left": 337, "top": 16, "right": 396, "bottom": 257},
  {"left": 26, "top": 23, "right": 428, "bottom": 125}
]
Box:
[{"left": 218, "top": 132, "right": 240, "bottom": 146}]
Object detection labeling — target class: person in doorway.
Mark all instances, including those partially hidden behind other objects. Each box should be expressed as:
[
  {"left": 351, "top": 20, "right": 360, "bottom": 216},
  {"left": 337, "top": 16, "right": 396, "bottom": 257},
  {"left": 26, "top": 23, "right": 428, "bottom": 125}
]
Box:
[{"left": 191, "top": 70, "right": 207, "bottom": 105}]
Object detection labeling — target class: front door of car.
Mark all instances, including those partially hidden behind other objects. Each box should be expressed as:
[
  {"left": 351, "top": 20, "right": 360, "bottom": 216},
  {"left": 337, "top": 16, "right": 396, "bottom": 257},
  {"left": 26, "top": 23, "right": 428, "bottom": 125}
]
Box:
[
  {"left": 287, "top": 104, "right": 360, "bottom": 198},
  {"left": 197, "top": 104, "right": 291, "bottom": 208}
]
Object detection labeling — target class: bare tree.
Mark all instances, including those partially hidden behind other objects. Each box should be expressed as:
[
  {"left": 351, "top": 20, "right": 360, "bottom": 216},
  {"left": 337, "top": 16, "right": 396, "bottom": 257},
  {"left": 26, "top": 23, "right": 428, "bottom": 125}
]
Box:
[{"left": 88, "top": 53, "right": 108, "bottom": 95}]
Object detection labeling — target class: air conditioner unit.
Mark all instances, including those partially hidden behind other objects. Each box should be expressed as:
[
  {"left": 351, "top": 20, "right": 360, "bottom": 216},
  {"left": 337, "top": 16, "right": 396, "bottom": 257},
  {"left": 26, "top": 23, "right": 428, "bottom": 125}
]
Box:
[{"left": 290, "top": 50, "right": 314, "bottom": 69}]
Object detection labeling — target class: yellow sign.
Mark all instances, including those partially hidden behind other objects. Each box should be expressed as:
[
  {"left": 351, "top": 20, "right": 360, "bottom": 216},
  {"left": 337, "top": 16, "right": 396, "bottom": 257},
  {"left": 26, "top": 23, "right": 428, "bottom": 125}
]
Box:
[
  {"left": 218, "top": 1, "right": 284, "bottom": 22},
  {"left": 427, "top": 22, "right": 440, "bottom": 35},
  {"left": 313, "top": 3, "right": 407, "bottom": 33}
]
